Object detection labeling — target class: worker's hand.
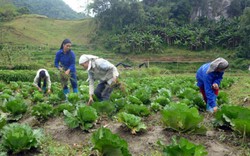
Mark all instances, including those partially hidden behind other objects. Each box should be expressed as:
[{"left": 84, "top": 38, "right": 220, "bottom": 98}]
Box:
[
  {"left": 112, "top": 76, "right": 118, "bottom": 84},
  {"left": 213, "top": 106, "right": 218, "bottom": 112},
  {"left": 59, "top": 67, "right": 63, "bottom": 71},
  {"left": 212, "top": 83, "right": 219, "bottom": 90},
  {"left": 65, "top": 69, "right": 70, "bottom": 75},
  {"left": 47, "top": 89, "right": 51, "bottom": 94},
  {"left": 87, "top": 96, "right": 94, "bottom": 105},
  {"left": 38, "top": 88, "right": 42, "bottom": 92}
]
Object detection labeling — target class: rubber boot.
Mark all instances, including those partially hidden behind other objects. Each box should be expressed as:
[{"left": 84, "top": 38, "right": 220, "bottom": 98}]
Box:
[
  {"left": 42, "top": 86, "right": 46, "bottom": 93},
  {"left": 206, "top": 104, "right": 213, "bottom": 113},
  {"left": 63, "top": 88, "right": 69, "bottom": 101},
  {"left": 73, "top": 88, "right": 78, "bottom": 93}
]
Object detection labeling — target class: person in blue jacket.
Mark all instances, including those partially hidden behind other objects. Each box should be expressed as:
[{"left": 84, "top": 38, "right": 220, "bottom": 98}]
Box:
[
  {"left": 54, "top": 39, "right": 78, "bottom": 95},
  {"left": 196, "top": 57, "right": 229, "bottom": 113}
]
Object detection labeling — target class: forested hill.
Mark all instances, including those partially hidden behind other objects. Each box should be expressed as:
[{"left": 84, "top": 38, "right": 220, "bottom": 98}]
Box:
[{"left": 7, "top": 0, "right": 86, "bottom": 19}]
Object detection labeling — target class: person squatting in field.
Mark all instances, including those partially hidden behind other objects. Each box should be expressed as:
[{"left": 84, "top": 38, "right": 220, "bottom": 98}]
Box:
[
  {"left": 79, "top": 54, "right": 119, "bottom": 105},
  {"left": 33, "top": 69, "right": 51, "bottom": 94},
  {"left": 54, "top": 39, "right": 78, "bottom": 95},
  {"left": 196, "top": 57, "right": 229, "bottom": 113}
]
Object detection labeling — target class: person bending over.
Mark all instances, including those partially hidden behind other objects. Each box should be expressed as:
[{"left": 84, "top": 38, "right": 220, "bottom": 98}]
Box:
[
  {"left": 196, "top": 57, "right": 229, "bottom": 113},
  {"left": 79, "top": 54, "right": 119, "bottom": 105}
]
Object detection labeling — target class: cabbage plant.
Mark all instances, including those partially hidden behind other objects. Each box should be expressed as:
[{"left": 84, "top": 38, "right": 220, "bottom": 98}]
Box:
[
  {"left": 124, "top": 104, "right": 150, "bottom": 117},
  {"left": 158, "top": 136, "right": 208, "bottom": 156},
  {"left": 161, "top": 103, "right": 206, "bottom": 134},
  {"left": 215, "top": 105, "right": 250, "bottom": 136},
  {"left": 1, "top": 123, "right": 43, "bottom": 154},
  {"left": 63, "top": 105, "right": 98, "bottom": 130},
  {"left": 117, "top": 112, "right": 147, "bottom": 134},
  {"left": 4, "top": 98, "right": 28, "bottom": 121},
  {"left": 91, "top": 127, "right": 131, "bottom": 156},
  {"left": 91, "top": 101, "right": 116, "bottom": 116},
  {"left": 67, "top": 93, "right": 81, "bottom": 104},
  {"left": 31, "top": 103, "right": 54, "bottom": 120},
  {"left": 0, "top": 115, "right": 7, "bottom": 130}
]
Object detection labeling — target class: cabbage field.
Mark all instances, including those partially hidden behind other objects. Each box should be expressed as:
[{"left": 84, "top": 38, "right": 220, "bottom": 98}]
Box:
[{"left": 0, "top": 70, "right": 250, "bottom": 156}]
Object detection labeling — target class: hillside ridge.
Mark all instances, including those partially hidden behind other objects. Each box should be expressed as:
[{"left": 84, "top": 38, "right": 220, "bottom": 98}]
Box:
[{"left": 0, "top": 15, "right": 95, "bottom": 47}]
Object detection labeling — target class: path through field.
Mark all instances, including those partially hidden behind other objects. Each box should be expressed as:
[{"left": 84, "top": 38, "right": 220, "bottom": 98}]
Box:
[{"left": 30, "top": 112, "right": 248, "bottom": 156}]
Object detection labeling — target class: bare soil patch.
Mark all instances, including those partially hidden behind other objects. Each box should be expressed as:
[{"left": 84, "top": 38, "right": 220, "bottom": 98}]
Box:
[{"left": 31, "top": 111, "right": 250, "bottom": 156}]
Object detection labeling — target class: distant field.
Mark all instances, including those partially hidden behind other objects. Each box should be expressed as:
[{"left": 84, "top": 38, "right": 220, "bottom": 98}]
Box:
[{"left": 0, "top": 14, "right": 96, "bottom": 47}]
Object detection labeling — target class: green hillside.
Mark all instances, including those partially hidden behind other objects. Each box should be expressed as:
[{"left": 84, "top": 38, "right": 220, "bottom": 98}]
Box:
[
  {"left": 0, "top": 15, "right": 96, "bottom": 47},
  {"left": 9, "top": 0, "right": 86, "bottom": 19}
]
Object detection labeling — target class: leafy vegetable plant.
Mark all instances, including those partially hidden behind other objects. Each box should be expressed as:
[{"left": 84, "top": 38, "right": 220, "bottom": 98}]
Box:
[
  {"left": 53, "top": 103, "right": 74, "bottom": 115},
  {"left": 117, "top": 112, "right": 147, "bottom": 134},
  {"left": 124, "top": 104, "right": 150, "bottom": 117},
  {"left": 1, "top": 123, "right": 43, "bottom": 154},
  {"left": 4, "top": 98, "right": 28, "bottom": 120},
  {"left": 158, "top": 136, "right": 208, "bottom": 156},
  {"left": 161, "top": 103, "right": 206, "bottom": 134},
  {"left": 63, "top": 105, "right": 98, "bottom": 130},
  {"left": 91, "top": 101, "right": 116, "bottom": 116},
  {"left": 31, "top": 91, "right": 44, "bottom": 103},
  {"left": 215, "top": 105, "right": 250, "bottom": 136},
  {"left": 91, "top": 127, "right": 131, "bottom": 156},
  {"left": 67, "top": 93, "right": 81, "bottom": 104},
  {"left": 0, "top": 115, "right": 7, "bottom": 130},
  {"left": 31, "top": 103, "right": 54, "bottom": 120}
]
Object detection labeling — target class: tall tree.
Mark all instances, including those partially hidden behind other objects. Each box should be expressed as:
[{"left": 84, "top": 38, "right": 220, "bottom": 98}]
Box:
[
  {"left": 0, "top": 0, "right": 18, "bottom": 21},
  {"left": 169, "top": 0, "right": 191, "bottom": 25},
  {"left": 237, "top": 7, "right": 250, "bottom": 58},
  {"left": 227, "top": 0, "right": 250, "bottom": 17},
  {"left": 89, "top": 0, "right": 146, "bottom": 30}
]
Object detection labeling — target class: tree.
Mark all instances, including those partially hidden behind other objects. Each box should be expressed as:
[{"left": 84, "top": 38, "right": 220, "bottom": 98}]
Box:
[
  {"left": 169, "top": 0, "right": 191, "bottom": 25},
  {"left": 89, "top": 0, "right": 146, "bottom": 30},
  {"left": 237, "top": 7, "right": 250, "bottom": 58},
  {"left": 227, "top": 0, "right": 250, "bottom": 18},
  {"left": 0, "top": 3, "right": 18, "bottom": 21}
]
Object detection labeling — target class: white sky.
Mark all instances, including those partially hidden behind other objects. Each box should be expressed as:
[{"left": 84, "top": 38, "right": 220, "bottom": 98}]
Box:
[{"left": 62, "top": 0, "right": 91, "bottom": 13}]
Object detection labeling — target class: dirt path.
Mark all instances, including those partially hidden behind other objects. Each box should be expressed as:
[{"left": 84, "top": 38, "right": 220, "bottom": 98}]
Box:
[{"left": 37, "top": 112, "right": 249, "bottom": 156}]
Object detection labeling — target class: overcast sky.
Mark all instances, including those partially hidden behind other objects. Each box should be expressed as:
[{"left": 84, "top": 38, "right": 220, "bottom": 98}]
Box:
[{"left": 62, "top": 0, "right": 91, "bottom": 13}]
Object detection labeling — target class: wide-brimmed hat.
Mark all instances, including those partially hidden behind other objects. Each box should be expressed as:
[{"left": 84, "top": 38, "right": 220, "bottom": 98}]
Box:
[{"left": 207, "top": 57, "right": 229, "bottom": 73}]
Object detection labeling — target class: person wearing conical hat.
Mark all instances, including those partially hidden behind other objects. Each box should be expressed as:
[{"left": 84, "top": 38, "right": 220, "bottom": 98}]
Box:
[
  {"left": 196, "top": 57, "right": 229, "bottom": 113},
  {"left": 79, "top": 54, "right": 119, "bottom": 105}
]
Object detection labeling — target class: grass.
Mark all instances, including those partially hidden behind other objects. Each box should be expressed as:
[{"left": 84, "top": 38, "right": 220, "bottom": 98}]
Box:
[
  {"left": 1, "top": 14, "right": 96, "bottom": 47},
  {"left": 226, "top": 73, "right": 250, "bottom": 107},
  {"left": 39, "top": 135, "right": 91, "bottom": 156}
]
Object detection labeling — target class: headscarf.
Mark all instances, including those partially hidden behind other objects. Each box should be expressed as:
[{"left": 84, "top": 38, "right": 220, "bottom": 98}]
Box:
[
  {"left": 60, "top": 39, "right": 71, "bottom": 50},
  {"left": 79, "top": 54, "right": 99, "bottom": 70},
  {"left": 207, "top": 57, "right": 229, "bottom": 73}
]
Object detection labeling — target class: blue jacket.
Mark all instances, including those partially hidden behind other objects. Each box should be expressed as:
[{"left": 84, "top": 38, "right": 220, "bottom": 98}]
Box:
[
  {"left": 196, "top": 63, "right": 224, "bottom": 108},
  {"left": 54, "top": 49, "right": 76, "bottom": 72}
]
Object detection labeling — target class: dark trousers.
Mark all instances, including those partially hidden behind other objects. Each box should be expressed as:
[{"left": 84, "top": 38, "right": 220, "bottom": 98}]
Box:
[
  {"left": 38, "top": 79, "right": 46, "bottom": 88},
  {"left": 94, "top": 81, "right": 113, "bottom": 101}
]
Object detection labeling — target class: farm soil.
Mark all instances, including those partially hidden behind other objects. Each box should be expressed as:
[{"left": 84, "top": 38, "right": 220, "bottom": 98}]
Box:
[{"left": 23, "top": 111, "right": 249, "bottom": 156}]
